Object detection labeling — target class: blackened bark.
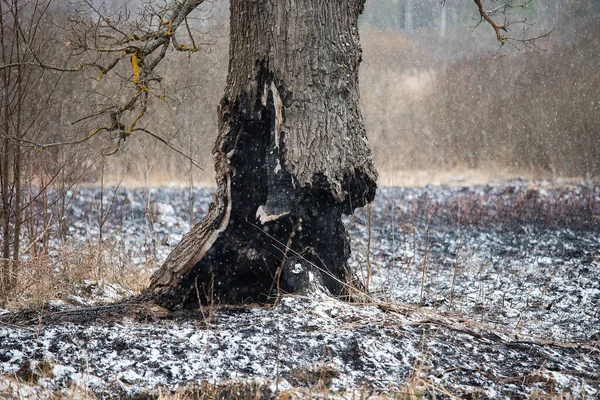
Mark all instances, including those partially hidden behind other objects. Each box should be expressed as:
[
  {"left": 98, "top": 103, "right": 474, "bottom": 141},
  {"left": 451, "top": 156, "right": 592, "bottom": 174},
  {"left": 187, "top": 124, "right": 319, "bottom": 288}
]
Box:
[{"left": 148, "top": 0, "right": 377, "bottom": 308}]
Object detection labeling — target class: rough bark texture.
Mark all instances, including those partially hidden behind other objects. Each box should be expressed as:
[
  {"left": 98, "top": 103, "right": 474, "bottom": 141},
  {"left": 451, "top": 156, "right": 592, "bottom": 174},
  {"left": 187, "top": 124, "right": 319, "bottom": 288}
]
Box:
[{"left": 148, "top": 0, "right": 377, "bottom": 308}]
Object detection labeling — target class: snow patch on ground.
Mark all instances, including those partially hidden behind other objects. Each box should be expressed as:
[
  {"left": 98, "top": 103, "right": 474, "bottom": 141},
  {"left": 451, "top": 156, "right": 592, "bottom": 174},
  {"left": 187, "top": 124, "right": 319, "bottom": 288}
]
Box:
[
  {"left": 1, "top": 297, "right": 598, "bottom": 398},
  {"left": 1, "top": 181, "right": 599, "bottom": 397}
]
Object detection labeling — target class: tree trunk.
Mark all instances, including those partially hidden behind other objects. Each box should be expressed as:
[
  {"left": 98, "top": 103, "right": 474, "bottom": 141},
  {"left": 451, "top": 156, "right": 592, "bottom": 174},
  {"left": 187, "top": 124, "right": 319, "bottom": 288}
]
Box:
[
  {"left": 12, "top": 2, "right": 23, "bottom": 288},
  {"left": 148, "top": 0, "right": 377, "bottom": 308},
  {"left": 405, "top": 0, "right": 414, "bottom": 32},
  {"left": 440, "top": 3, "right": 447, "bottom": 39},
  {"left": 0, "top": 1, "right": 12, "bottom": 296}
]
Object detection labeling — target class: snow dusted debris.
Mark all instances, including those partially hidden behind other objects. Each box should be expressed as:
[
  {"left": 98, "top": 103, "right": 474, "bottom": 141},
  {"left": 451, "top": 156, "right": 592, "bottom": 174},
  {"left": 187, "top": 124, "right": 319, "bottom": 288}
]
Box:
[
  {"left": 347, "top": 182, "right": 600, "bottom": 343},
  {"left": 2, "top": 180, "right": 599, "bottom": 397},
  {"left": 0, "top": 376, "right": 48, "bottom": 400},
  {"left": 64, "top": 280, "right": 136, "bottom": 306},
  {"left": 1, "top": 296, "right": 599, "bottom": 399}
]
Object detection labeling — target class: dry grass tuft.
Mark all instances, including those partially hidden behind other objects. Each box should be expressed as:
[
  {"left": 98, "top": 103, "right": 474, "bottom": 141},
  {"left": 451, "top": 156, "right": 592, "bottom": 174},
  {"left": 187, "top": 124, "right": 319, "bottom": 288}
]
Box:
[
  {"left": 1, "top": 238, "right": 151, "bottom": 309},
  {"left": 288, "top": 363, "right": 339, "bottom": 391},
  {"left": 156, "top": 380, "right": 269, "bottom": 400}
]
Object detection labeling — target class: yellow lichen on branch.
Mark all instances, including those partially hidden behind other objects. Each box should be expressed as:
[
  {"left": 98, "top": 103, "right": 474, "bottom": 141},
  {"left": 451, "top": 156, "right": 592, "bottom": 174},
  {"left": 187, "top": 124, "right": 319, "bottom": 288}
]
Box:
[
  {"left": 131, "top": 52, "right": 140, "bottom": 84},
  {"left": 160, "top": 19, "right": 174, "bottom": 36},
  {"left": 87, "top": 127, "right": 102, "bottom": 138},
  {"left": 175, "top": 44, "right": 199, "bottom": 55},
  {"left": 129, "top": 113, "right": 143, "bottom": 133}
]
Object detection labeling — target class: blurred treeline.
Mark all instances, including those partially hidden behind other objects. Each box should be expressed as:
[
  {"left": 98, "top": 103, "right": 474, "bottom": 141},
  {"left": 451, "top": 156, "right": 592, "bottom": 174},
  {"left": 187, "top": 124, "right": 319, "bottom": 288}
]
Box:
[
  {"left": 361, "top": 0, "right": 600, "bottom": 179},
  {"left": 361, "top": 0, "right": 600, "bottom": 34},
  {"left": 1, "top": 0, "right": 599, "bottom": 191}
]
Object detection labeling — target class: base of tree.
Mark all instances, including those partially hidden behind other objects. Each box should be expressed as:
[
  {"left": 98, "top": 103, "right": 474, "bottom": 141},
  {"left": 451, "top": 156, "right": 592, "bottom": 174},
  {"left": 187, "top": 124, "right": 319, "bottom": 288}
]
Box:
[{"left": 146, "top": 78, "right": 374, "bottom": 309}]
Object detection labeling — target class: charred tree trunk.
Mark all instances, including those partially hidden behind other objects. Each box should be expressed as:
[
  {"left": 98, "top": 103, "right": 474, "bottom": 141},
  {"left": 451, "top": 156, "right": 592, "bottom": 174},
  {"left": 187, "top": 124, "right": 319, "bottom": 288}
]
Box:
[{"left": 148, "top": 0, "right": 377, "bottom": 308}]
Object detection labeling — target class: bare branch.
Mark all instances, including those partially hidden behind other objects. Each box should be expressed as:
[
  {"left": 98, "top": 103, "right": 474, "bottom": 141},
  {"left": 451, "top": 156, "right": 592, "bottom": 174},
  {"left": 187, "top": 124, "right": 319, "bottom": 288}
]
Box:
[
  {"left": 470, "top": 0, "right": 553, "bottom": 48},
  {"left": 132, "top": 128, "right": 205, "bottom": 170},
  {"left": 0, "top": 61, "right": 82, "bottom": 72},
  {"left": 56, "top": 0, "right": 210, "bottom": 158},
  {"left": 5, "top": 126, "right": 111, "bottom": 150},
  {"left": 473, "top": 0, "right": 508, "bottom": 44}
]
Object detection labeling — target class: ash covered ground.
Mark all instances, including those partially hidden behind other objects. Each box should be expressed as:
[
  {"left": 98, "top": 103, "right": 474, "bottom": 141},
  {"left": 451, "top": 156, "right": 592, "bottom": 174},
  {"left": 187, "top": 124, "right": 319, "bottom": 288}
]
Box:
[{"left": 1, "top": 180, "right": 599, "bottom": 398}]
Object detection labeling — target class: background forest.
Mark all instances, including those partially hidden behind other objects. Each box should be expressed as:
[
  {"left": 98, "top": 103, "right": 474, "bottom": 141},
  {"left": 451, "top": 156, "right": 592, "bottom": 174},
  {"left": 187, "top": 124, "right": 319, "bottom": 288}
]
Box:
[{"left": 2, "top": 0, "right": 599, "bottom": 192}]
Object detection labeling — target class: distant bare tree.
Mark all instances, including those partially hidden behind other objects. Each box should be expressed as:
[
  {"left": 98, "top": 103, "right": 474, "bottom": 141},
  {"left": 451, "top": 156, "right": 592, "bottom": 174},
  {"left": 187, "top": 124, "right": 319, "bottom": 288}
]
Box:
[
  {"left": 1, "top": 0, "right": 63, "bottom": 295},
  {"left": 0, "top": 0, "right": 103, "bottom": 299},
  {"left": 447, "top": 0, "right": 553, "bottom": 48}
]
